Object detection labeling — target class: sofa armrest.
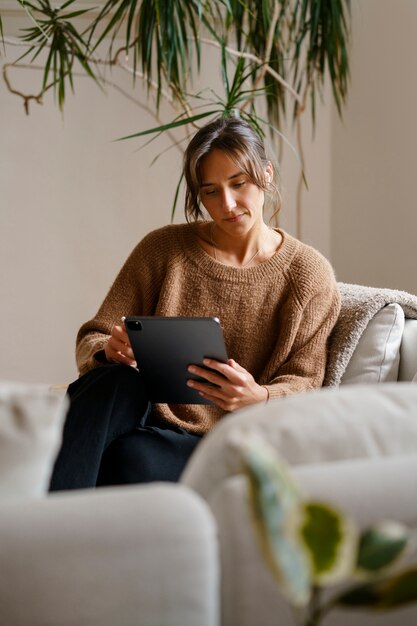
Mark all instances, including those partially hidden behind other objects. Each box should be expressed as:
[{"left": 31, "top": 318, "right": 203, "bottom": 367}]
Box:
[
  {"left": 181, "top": 384, "right": 417, "bottom": 626},
  {"left": 182, "top": 384, "right": 417, "bottom": 502},
  {"left": 0, "top": 484, "right": 219, "bottom": 626},
  {"left": 209, "top": 456, "right": 417, "bottom": 626}
]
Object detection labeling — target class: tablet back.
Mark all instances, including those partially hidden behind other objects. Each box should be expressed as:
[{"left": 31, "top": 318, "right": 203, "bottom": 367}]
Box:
[{"left": 124, "top": 316, "right": 228, "bottom": 404}]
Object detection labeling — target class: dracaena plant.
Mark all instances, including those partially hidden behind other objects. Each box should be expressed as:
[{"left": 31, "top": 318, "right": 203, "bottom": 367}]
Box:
[
  {"left": 232, "top": 433, "right": 417, "bottom": 626},
  {"left": 0, "top": 1, "right": 351, "bottom": 233}
]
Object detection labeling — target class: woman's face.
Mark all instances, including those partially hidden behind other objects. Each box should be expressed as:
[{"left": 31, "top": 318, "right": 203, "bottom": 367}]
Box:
[{"left": 198, "top": 149, "right": 272, "bottom": 236}]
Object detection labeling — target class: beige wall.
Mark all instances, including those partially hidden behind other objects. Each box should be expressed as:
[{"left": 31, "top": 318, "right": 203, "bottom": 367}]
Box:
[
  {"left": 3, "top": 1, "right": 414, "bottom": 384},
  {"left": 332, "top": 0, "right": 417, "bottom": 293},
  {"left": 0, "top": 9, "right": 332, "bottom": 384},
  {"left": 0, "top": 65, "right": 179, "bottom": 384}
]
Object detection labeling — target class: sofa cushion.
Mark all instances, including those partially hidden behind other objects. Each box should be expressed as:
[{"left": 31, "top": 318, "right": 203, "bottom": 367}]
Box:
[
  {"left": 399, "top": 318, "right": 417, "bottom": 381},
  {"left": 340, "top": 303, "right": 404, "bottom": 384},
  {"left": 181, "top": 384, "right": 417, "bottom": 501},
  {"left": 0, "top": 382, "right": 67, "bottom": 498}
]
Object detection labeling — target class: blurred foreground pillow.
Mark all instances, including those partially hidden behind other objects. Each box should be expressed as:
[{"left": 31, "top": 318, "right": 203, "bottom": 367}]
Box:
[{"left": 0, "top": 382, "right": 67, "bottom": 498}]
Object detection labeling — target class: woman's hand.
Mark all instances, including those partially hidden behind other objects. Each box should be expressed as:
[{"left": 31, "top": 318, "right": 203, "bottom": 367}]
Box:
[
  {"left": 187, "top": 358, "right": 268, "bottom": 412},
  {"left": 104, "top": 323, "right": 137, "bottom": 367}
]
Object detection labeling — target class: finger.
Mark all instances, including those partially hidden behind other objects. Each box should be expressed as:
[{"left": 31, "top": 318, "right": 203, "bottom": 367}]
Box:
[
  {"left": 187, "top": 364, "right": 228, "bottom": 387},
  {"left": 110, "top": 325, "right": 135, "bottom": 358},
  {"left": 187, "top": 378, "right": 222, "bottom": 395},
  {"left": 186, "top": 377, "right": 238, "bottom": 402},
  {"left": 108, "top": 336, "right": 136, "bottom": 360},
  {"left": 228, "top": 358, "right": 247, "bottom": 372},
  {"left": 194, "top": 386, "right": 239, "bottom": 412},
  {"left": 200, "top": 358, "right": 247, "bottom": 384},
  {"left": 106, "top": 344, "right": 135, "bottom": 365},
  {"left": 118, "top": 352, "right": 137, "bottom": 367},
  {"left": 111, "top": 351, "right": 137, "bottom": 367},
  {"left": 105, "top": 336, "right": 136, "bottom": 367},
  {"left": 112, "top": 324, "right": 130, "bottom": 345}
]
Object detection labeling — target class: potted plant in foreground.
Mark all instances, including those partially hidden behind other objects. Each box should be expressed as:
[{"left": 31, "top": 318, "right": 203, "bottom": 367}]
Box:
[{"left": 233, "top": 433, "right": 417, "bottom": 626}]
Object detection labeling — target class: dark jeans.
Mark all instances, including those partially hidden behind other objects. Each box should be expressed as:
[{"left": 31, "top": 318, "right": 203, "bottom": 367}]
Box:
[{"left": 49, "top": 364, "right": 202, "bottom": 491}]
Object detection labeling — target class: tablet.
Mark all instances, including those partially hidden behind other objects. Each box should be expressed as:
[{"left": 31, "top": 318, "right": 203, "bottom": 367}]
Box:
[{"left": 124, "top": 316, "right": 229, "bottom": 404}]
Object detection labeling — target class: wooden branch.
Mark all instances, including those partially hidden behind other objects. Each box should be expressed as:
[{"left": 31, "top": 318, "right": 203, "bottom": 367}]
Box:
[
  {"left": 295, "top": 91, "right": 308, "bottom": 240},
  {"left": 198, "top": 37, "right": 302, "bottom": 106},
  {"left": 108, "top": 41, "right": 198, "bottom": 130},
  {"left": 2, "top": 63, "right": 44, "bottom": 114},
  {"left": 2, "top": 57, "right": 183, "bottom": 153},
  {"left": 240, "top": 1, "right": 281, "bottom": 110}
]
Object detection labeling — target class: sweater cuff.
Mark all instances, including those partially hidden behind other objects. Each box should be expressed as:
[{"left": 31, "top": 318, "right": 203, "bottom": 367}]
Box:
[
  {"left": 263, "top": 383, "right": 293, "bottom": 400},
  {"left": 261, "top": 385, "right": 270, "bottom": 403}
]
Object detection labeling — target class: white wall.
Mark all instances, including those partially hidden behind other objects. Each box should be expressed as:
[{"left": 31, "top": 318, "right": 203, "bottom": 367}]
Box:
[
  {"left": 331, "top": 0, "right": 417, "bottom": 294},
  {"left": 0, "top": 53, "right": 181, "bottom": 384},
  {"left": 3, "top": 1, "right": 415, "bottom": 384},
  {"left": 279, "top": 78, "right": 332, "bottom": 253},
  {"left": 0, "top": 7, "right": 332, "bottom": 384}
]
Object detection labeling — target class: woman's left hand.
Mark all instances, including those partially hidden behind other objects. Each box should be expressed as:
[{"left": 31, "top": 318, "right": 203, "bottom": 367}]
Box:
[{"left": 187, "top": 358, "right": 268, "bottom": 412}]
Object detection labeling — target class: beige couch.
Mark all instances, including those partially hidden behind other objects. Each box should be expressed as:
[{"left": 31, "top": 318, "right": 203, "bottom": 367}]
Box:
[
  {"left": 182, "top": 383, "right": 417, "bottom": 626},
  {"left": 1, "top": 286, "right": 417, "bottom": 625},
  {"left": 182, "top": 307, "right": 417, "bottom": 626},
  {"left": 0, "top": 383, "right": 219, "bottom": 626}
]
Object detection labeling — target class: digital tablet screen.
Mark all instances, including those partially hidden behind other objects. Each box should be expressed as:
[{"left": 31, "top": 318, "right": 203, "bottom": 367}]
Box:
[{"left": 124, "top": 316, "right": 228, "bottom": 404}]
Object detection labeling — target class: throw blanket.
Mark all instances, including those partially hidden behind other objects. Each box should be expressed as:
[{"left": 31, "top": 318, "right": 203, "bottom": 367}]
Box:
[{"left": 324, "top": 282, "right": 417, "bottom": 387}]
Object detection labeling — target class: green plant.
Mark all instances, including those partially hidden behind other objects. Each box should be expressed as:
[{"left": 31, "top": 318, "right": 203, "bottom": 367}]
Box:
[
  {"left": 234, "top": 433, "right": 417, "bottom": 626},
  {"left": 1, "top": 1, "right": 351, "bottom": 233}
]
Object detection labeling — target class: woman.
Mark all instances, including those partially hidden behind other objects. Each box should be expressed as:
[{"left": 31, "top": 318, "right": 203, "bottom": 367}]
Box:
[{"left": 50, "top": 116, "right": 340, "bottom": 491}]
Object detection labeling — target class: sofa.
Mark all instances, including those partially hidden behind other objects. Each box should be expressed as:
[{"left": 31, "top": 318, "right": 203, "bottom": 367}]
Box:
[
  {"left": 181, "top": 292, "right": 417, "bottom": 626},
  {"left": 0, "top": 383, "right": 219, "bottom": 626},
  {"left": 182, "top": 383, "right": 417, "bottom": 626},
  {"left": 1, "top": 284, "right": 417, "bottom": 626}
]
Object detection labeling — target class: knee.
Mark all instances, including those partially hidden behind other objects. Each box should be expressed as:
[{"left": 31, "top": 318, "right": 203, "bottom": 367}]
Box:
[
  {"left": 102, "top": 363, "right": 140, "bottom": 385},
  {"left": 69, "top": 364, "right": 145, "bottom": 401},
  {"left": 105, "top": 364, "right": 145, "bottom": 393}
]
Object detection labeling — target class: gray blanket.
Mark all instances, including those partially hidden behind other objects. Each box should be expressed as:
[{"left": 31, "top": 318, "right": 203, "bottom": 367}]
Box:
[{"left": 324, "top": 282, "right": 417, "bottom": 387}]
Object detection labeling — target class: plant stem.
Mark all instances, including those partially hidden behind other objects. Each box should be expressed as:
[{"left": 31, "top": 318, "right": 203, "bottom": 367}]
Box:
[
  {"left": 303, "top": 585, "right": 323, "bottom": 626},
  {"left": 18, "top": 0, "right": 51, "bottom": 44},
  {"left": 295, "top": 89, "right": 308, "bottom": 240},
  {"left": 198, "top": 37, "right": 302, "bottom": 106},
  {"left": 240, "top": 2, "right": 280, "bottom": 111}
]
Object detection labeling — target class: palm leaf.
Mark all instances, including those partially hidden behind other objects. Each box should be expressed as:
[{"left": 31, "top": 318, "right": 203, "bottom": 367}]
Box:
[
  {"left": 14, "top": 0, "right": 97, "bottom": 109},
  {"left": 92, "top": 0, "right": 203, "bottom": 110},
  {"left": 8, "top": 0, "right": 352, "bottom": 199},
  {"left": 0, "top": 13, "right": 4, "bottom": 49},
  {"left": 115, "top": 110, "right": 217, "bottom": 142},
  {"left": 290, "top": 0, "right": 351, "bottom": 124},
  {"left": 171, "top": 172, "right": 185, "bottom": 222}
]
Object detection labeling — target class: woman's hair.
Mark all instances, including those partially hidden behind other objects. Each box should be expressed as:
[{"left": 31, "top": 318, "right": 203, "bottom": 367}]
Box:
[{"left": 183, "top": 115, "right": 281, "bottom": 222}]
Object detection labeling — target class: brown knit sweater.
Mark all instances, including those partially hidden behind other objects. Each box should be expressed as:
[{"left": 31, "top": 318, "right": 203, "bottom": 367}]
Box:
[{"left": 76, "top": 223, "right": 340, "bottom": 434}]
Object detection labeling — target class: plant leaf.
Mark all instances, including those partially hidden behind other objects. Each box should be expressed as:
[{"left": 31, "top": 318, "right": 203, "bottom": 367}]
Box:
[
  {"left": 336, "top": 567, "right": 417, "bottom": 610},
  {"left": 378, "top": 568, "right": 417, "bottom": 609},
  {"left": 115, "top": 111, "right": 216, "bottom": 141},
  {"left": 232, "top": 432, "right": 311, "bottom": 607},
  {"left": 356, "top": 522, "right": 411, "bottom": 575},
  {"left": 171, "top": 171, "right": 184, "bottom": 222},
  {"left": 298, "top": 500, "right": 358, "bottom": 584}
]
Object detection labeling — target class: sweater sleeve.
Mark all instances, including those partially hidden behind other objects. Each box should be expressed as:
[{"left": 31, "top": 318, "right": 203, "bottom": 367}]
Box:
[
  {"left": 263, "top": 254, "right": 341, "bottom": 400},
  {"left": 75, "top": 230, "right": 168, "bottom": 376}
]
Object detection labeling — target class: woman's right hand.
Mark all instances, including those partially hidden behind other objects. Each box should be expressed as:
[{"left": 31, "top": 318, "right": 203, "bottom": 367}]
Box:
[{"left": 104, "top": 323, "right": 137, "bottom": 367}]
